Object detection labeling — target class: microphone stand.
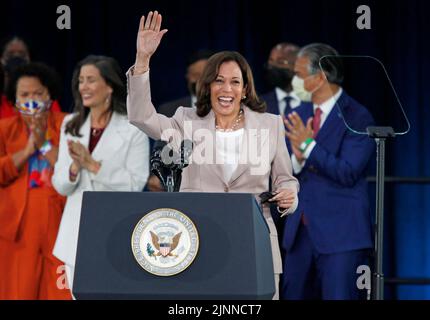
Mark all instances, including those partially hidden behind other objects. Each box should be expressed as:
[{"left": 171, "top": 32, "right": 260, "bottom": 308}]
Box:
[
  {"left": 157, "top": 140, "right": 192, "bottom": 193},
  {"left": 166, "top": 173, "right": 175, "bottom": 193},
  {"left": 366, "top": 126, "right": 395, "bottom": 300}
]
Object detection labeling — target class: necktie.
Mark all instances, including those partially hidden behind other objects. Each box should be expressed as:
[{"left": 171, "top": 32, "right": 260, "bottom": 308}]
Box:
[
  {"left": 283, "top": 96, "right": 293, "bottom": 116},
  {"left": 312, "top": 107, "right": 322, "bottom": 138}
]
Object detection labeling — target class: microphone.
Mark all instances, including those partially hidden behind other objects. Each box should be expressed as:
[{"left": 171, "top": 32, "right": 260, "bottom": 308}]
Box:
[
  {"left": 152, "top": 140, "right": 180, "bottom": 169},
  {"left": 150, "top": 139, "right": 193, "bottom": 192},
  {"left": 150, "top": 140, "right": 170, "bottom": 189},
  {"left": 170, "top": 140, "right": 194, "bottom": 192},
  {"left": 179, "top": 139, "right": 193, "bottom": 169},
  {"left": 150, "top": 140, "right": 167, "bottom": 172}
]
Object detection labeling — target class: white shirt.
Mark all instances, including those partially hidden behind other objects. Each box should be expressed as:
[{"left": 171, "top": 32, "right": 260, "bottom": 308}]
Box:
[
  {"left": 275, "top": 87, "right": 301, "bottom": 115},
  {"left": 292, "top": 88, "right": 343, "bottom": 174},
  {"left": 191, "top": 95, "right": 197, "bottom": 109},
  {"left": 215, "top": 128, "right": 244, "bottom": 182}
]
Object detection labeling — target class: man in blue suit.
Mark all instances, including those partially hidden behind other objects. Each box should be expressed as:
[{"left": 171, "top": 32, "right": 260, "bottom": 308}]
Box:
[{"left": 281, "top": 43, "right": 375, "bottom": 300}]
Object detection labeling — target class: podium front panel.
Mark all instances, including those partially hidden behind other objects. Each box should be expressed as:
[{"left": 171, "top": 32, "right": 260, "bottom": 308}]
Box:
[{"left": 73, "top": 192, "right": 275, "bottom": 299}]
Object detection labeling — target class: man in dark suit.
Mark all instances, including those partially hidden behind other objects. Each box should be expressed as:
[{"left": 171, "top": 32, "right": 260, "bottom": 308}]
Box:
[
  {"left": 281, "top": 43, "right": 375, "bottom": 299},
  {"left": 147, "top": 50, "right": 213, "bottom": 191},
  {"left": 157, "top": 50, "right": 213, "bottom": 117},
  {"left": 260, "top": 43, "right": 301, "bottom": 243},
  {"left": 1, "top": 37, "right": 31, "bottom": 90},
  {"left": 260, "top": 43, "right": 301, "bottom": 117}
]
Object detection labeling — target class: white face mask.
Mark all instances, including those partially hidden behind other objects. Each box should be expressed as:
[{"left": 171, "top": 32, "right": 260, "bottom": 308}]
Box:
[{"left": 292, "top": 75, "right": 322, "bottom": 102}]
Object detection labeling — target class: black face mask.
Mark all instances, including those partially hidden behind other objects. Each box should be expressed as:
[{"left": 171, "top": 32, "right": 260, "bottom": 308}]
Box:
[
  {"left": 264, "top": 64, "right": 295, "bottom": 91},
  {"left": 4, "top": 56, "right": 28, "bottom": 74},
  {"left": 188, "top": 82, "right": 197, "bottom": 96}
]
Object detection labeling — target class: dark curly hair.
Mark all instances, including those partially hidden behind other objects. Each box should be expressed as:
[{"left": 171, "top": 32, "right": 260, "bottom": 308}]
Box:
[
  {"left": 6, "top": 62, "right": 61, "bottom": 104},
  {"left": 195, "top": 51, "right": 266, "bottom": 117}
]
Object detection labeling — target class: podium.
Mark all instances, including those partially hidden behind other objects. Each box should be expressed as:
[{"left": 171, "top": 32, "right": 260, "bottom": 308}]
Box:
[{"left": 73, "top": 192, "right": 275, "bottom": 299}]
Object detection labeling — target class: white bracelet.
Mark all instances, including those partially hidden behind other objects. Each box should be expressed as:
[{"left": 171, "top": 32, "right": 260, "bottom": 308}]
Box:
[
  {"left": 39, "top": 140, "right": 53, "bottom": 156},
  {"left": 277, "top": 206, "right": 291, "bottom": 215},
  {"left": 299, "top": 138, "right": 314, "bottom": 153}
]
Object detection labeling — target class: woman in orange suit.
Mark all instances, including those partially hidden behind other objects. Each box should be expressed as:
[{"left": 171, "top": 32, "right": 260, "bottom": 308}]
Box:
[
  {"left": 1, "top": 63, "right": 62, "bottom": 119},
  {"left": 0, "top": 62, "right": 71, "bottom": 300}
]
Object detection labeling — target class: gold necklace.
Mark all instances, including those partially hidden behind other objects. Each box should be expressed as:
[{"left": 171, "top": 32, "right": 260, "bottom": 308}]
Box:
[
  {"left": 215, "top": 109, "right": 244, "bottom": 132},
  {"left": 91, "top": 111, "right": 111, "bottom": 137}
]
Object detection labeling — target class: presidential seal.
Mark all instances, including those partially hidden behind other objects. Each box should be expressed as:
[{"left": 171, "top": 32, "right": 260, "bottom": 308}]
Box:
[{"left": 131, "top": 208, "right": 199, "bottom": 276}]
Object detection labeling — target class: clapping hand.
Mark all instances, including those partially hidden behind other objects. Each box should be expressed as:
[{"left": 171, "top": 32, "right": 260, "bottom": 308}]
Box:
[
  {"left": 284, "top": 112, "right": 313, "bottom": 162},
  {"left": 24, "top": 133, "right": 36, "bottom": 157},
  {"left": 67, "top": 140, "right": 100, "bottom": 174},
  {"left": 23, "top": 112, "right": 48, "bottom": 150},
  {"left": 29, "top": 118, "right": 47, "bottom": 149}
]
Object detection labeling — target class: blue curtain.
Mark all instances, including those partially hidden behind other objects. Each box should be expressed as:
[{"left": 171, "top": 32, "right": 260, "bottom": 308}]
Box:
[{"left": 389, "top": 1, "right": 430, "bottom": 299}]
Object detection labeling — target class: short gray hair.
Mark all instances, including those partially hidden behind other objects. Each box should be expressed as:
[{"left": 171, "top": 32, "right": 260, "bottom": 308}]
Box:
[{"left": 298, "top": 43, "right": 344, "bottom": 85}]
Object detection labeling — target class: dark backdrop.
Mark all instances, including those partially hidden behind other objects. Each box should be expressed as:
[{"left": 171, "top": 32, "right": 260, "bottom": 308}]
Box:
[{"left": 1, "top": 0, "right": 429, "bottom": 299}]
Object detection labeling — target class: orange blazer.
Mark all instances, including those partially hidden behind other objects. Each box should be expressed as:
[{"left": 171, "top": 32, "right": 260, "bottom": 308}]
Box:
[{"left": 0, "top": 112, "right": 66, "bottom": 242}]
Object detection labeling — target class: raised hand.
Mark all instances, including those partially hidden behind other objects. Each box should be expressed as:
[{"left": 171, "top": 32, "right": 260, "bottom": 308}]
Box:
[{"left": 135, "top": 11, "right": 168, "bottom": 73}]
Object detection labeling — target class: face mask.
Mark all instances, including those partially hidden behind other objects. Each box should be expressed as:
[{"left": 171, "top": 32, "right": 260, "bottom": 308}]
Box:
[
  {"left": 291, "top": 75, "right": 323, "bottom": 102},
  {"left": 4, "top": 56, "right": 28, "bottom": 73},
  {"left": 188, "top": 82, "right": 197, "bottom": 96},
  {"left": 264, "top": 65, "right": 295, "bottom": 90},
  {"left": 16, "top": 99, "right": 51, "bottom": 116},
  {"left": 291, "top": 76, "right": 312, "bottom": 102}
]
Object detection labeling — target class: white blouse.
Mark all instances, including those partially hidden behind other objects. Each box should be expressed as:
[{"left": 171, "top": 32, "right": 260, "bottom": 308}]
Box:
[{"left": 215, "top": 128, "right": 244, "bottom": 182}]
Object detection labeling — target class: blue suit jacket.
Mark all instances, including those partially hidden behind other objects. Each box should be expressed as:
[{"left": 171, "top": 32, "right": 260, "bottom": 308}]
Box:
[
  {"left": 282, "top": 91, "right": 375, "bottom": 254},
  {"left": 260, "top": 90, "right": 280, "bottom": 115}
]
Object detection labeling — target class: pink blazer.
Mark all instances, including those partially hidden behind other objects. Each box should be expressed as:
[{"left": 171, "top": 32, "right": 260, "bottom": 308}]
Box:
[{"left": 126, "top": 70, "right": 299, "bottom": 274}]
